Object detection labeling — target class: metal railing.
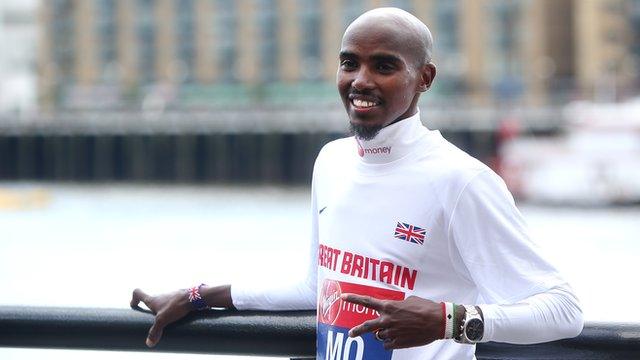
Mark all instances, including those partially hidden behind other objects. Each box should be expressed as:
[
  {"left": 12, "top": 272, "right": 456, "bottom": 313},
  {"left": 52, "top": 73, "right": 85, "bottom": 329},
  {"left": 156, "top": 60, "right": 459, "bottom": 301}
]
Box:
[{"left": 1, "top": 306, "right": 639, "bottom": 359}]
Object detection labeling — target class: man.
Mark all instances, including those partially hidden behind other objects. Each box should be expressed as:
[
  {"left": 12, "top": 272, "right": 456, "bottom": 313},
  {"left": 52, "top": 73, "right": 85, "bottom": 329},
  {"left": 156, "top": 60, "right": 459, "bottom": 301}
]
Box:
[{"left": 131, "top": 8, "right": 583, "bottom": 359}]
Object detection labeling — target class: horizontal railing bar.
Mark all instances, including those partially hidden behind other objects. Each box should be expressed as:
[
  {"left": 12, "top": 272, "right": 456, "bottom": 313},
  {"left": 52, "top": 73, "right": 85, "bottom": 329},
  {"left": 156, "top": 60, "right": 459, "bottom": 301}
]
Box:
[
  {"left": 476, "top": 322, "right": 640, "bottom": 359},
  {"left": 1, "top": 306, "right": 639, "bottom": 359},
  {"left": 0, "top": 306, "right": 315, "bottom": 357}
]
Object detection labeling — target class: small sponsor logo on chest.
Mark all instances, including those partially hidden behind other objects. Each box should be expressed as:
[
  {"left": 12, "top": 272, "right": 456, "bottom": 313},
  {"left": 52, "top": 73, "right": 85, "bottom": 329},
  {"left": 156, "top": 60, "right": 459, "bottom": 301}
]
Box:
[
  {"left": 355, "top": 138, "right": 392, "bottom": 157},
  {"left": 361, "top": 146, "right": 391, "bottom": 156}
]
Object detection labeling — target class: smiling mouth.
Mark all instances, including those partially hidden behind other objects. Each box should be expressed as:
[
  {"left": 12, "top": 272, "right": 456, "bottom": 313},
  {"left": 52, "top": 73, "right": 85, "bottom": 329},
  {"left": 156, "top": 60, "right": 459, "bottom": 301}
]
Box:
[{"left": 351, "top": 98, "right": 381, "bottom": 109}]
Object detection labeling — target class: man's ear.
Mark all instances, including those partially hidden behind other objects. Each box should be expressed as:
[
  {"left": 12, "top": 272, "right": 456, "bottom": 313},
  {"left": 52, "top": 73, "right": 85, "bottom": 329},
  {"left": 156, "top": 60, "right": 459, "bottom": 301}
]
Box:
[{"left": 417, "top": 62, "right": 436, "bottom": 92}]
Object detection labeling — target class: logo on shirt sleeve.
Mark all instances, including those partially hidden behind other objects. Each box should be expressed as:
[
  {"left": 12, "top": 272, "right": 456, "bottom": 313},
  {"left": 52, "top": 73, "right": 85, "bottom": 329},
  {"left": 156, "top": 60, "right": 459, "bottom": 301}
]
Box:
[{"left": 317, "top": 279, "right": 405, "bottom": 360}]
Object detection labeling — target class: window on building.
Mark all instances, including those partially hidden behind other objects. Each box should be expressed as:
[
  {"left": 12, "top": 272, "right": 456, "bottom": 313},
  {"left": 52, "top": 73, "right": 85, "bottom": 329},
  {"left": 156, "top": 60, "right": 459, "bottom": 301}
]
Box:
[
  {"left": 257, "top": 0, "right": 279, "bottom": 83},
  {"left": 96, "top": 0, "right": 118, "bottom": 83},
  {"left": 51, "top": 0, "right": 76, "bottom": 86},
  {"left": 176, "top": 0, "right": 195, "bottom": 83},
  {"left": 383, "top": 0, "right": 413, "bottom": 13},
  {"left": 299, "top": 0, "right": 321, "bottom": 80},
  {"left": 434, "top": 0, "right": 465, "bottom": 98},
  {"left": 215, "top": 0, "right": 238, "bottom": 83},
  {"left": 490, "top": 0, "right": 523, "bottom": 102},
  {"left": 343, "top": 0, "right": 365, "bottom": 29},
  {"left": 631, "top": 1, "right": 640, "bottom": 60},
  {"left": 137, "top": 0, "right": 156, "bottom": 85}
]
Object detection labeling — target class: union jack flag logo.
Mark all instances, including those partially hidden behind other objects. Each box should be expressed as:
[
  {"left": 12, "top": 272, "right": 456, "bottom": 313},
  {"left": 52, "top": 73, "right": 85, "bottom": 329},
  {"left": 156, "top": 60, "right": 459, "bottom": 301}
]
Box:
[{"left": 394, "top": 222, "right": 426, "bottom": 245}]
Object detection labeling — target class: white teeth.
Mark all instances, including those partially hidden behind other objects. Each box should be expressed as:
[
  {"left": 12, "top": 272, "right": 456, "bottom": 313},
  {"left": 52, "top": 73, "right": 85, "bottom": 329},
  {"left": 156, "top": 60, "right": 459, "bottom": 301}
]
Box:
[{"left": 353, "top": 99, "right": 377, "bottom": 108}]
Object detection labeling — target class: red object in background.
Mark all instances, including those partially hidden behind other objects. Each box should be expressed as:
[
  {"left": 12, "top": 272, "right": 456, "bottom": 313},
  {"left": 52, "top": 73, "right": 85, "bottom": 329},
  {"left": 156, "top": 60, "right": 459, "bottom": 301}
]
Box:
[{"left": 493, "top": 117, "right": 523, "bottom": 196}]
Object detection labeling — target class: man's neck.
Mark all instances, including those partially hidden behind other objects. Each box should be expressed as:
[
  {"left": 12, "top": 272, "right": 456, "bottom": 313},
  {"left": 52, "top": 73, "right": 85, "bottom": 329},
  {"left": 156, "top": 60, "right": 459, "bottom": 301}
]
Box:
[{"left": 354, "top": 111, "right": 431, "bottom": 165}]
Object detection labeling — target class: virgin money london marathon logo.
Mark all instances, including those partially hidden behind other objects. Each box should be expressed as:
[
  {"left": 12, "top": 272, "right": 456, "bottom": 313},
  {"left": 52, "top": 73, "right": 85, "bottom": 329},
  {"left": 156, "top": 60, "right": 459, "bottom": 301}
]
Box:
[
  {"left": 317, "top": 279, "right": 405, "bottom": 360},
  {"left": 319, "top": 279, "right": 342, "bottom": 325}
]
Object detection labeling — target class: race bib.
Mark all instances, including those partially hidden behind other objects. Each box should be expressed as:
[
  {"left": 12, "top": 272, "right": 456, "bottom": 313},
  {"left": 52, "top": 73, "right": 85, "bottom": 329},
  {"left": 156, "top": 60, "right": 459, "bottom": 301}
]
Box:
[{"left": 317, "top": 279, "right": 405, "bottom": 360}]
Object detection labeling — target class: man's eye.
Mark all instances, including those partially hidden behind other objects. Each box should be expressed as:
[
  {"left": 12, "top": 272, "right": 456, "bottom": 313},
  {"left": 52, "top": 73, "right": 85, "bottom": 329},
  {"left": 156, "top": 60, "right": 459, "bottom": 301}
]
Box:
[
  {"left": 340, "top": 60, "right": 357, "bottom": 69},
  {"left": 377, "top": 63, "right": 395, "bottom": 72}
]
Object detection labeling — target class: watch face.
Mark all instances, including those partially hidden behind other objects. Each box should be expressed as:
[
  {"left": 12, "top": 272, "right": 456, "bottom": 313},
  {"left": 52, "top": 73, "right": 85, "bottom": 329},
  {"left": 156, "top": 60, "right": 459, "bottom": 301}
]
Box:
[{"left": 465, "top": 318, "right": 484, "bottom": 342}]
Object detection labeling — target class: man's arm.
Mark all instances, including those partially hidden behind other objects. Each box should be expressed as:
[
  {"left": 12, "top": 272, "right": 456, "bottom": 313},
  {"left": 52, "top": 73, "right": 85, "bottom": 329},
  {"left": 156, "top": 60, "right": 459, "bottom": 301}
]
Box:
[
  {"left": 342, "top": 284, "right": 582, "bottom": 349},
  {"left": 479, "top": 285, "right": 583, "bottom": 343},
  {"left": 448, "top": 169, "right": 584, "bottom": 343},
  {"left": 343, "top": 169, "right": 583, "bottom": 349},
  {"left": 131, "top": 277, "right": 317, "bottom": 348}
]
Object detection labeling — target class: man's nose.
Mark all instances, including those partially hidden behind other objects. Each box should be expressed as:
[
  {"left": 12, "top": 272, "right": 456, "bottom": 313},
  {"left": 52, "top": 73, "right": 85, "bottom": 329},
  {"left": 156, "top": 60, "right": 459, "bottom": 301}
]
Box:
[{"left": 351, "top": 67, "right": 375, "bottom": 91}]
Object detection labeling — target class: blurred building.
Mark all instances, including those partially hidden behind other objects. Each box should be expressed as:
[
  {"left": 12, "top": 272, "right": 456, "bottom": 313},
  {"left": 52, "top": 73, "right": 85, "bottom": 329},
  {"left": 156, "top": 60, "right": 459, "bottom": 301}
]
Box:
[
  {"left": 0, "top": 0, "right": 38, "bottom": 115},
  {"left": 37, "top": 0, "right": 640, "bottom": 111}
]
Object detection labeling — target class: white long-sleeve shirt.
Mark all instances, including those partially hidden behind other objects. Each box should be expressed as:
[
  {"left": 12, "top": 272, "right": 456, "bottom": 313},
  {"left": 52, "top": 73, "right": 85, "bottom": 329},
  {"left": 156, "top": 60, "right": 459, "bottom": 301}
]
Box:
[{"left": 232, "top": 111, "right": 583, "bottom": 359}]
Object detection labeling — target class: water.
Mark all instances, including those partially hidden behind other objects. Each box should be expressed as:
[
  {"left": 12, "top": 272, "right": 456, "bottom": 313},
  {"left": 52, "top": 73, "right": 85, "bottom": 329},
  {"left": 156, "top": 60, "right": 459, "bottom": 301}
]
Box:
[{"left": 1, "top": 183, "right": 639, "bottom": 359}]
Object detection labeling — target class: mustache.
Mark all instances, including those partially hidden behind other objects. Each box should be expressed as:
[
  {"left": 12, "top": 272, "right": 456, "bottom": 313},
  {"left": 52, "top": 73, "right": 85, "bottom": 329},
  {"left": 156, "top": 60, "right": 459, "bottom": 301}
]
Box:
[
  {"left": 349, "top": 89, "right": 379, "bottom": 97},
  {"left": 347, "top": 90, "right": 382, "bottom": 104}
]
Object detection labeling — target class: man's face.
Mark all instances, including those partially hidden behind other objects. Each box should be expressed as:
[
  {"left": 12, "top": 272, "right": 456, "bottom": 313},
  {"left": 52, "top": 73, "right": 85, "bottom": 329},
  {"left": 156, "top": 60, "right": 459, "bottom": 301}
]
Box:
[{"left": 337, "top": 23, "right": 425, "bottom": 140}]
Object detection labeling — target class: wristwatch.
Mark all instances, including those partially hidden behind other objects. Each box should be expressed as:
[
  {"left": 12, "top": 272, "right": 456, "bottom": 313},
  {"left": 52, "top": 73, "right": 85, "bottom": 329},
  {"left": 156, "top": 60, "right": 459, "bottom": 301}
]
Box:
[{"left": 455, "top": 305, "right": 484, "bottom": 344}]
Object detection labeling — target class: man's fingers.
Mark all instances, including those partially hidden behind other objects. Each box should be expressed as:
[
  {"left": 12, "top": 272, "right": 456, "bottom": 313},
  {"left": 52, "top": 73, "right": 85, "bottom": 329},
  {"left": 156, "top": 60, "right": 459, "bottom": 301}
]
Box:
[
  {"left": 130, "top": 288, "right": 149, "bottom": 308},
  {"left": 146, "top": 319, "right": 165, "bottom": 348},
  {"left": 348, "top": 318, "right": 382, "bottom": 338},
  {"left": 131, "top": 288, "right": 157, "bottom": 312},
  {"left": 342, "top": 293, "right": 387, "bottom": 338},
  {"left": 340, "top": 293, "right": 384, "bottom": 311},
  {"left": 383, "top": 338, "right": 398, "bottom": 350}
]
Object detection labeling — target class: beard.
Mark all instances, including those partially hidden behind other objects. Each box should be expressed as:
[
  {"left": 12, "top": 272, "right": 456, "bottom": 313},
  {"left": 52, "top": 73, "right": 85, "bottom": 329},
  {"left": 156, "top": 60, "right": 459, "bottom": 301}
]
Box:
[{"left": 349, "top": 121, "right": 383, "bottom": 141}]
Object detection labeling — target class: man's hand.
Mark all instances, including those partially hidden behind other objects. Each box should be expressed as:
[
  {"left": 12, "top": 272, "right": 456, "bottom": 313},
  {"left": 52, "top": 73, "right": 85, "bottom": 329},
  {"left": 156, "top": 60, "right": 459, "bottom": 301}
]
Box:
[
  {"left": 130, "top": 288, "right": 191, "bottom": 348},
  {"left": 341, "top": 293, "right": 443, "bottom": 350},
  {"left": 130, "top": 285, "right": 234, "bottom": 348}
]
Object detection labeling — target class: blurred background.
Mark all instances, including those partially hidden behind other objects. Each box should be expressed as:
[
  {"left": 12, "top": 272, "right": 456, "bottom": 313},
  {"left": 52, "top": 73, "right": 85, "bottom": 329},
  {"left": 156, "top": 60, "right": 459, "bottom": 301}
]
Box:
[{"left": 1, "top": 0, "right": 639, "bottom": 359}]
